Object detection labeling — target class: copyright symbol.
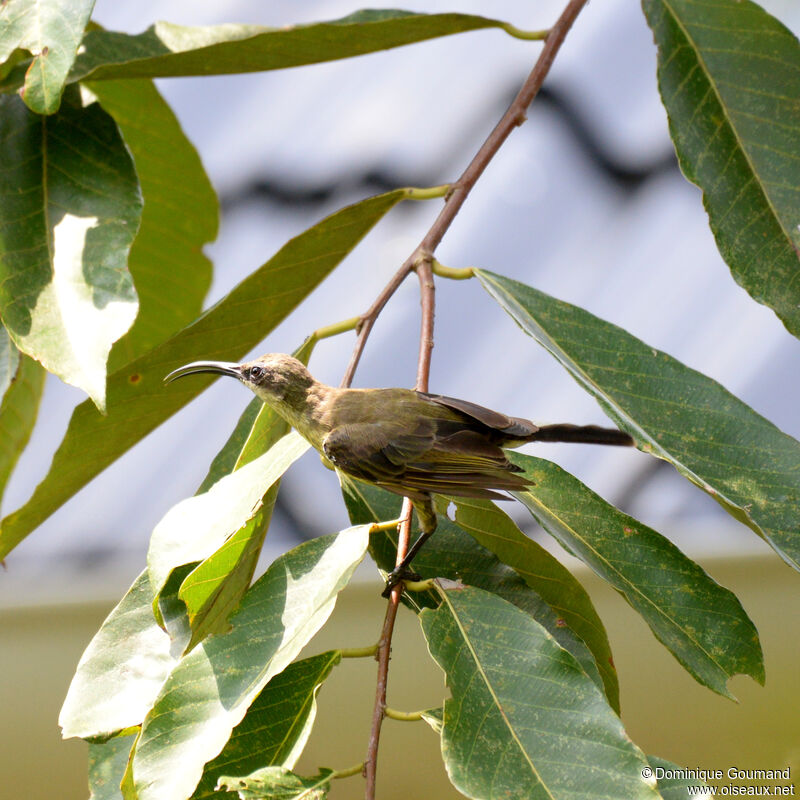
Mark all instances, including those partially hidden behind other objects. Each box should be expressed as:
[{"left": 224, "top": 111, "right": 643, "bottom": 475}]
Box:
[{"left": 641, "top": 767, "right": 653, "bottom": 779}]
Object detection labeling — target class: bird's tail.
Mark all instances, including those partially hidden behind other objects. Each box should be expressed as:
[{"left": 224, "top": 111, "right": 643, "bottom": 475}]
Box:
[{"left": 529, "top": 424, "right": 634, "bottom": 447}]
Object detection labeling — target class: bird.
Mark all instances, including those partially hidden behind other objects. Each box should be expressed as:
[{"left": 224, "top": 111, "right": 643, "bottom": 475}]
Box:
[{"left": 165, "top": 353, "right": 634, "bottom": 591}]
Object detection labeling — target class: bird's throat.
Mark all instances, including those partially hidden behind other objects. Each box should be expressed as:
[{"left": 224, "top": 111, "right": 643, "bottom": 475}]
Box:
[{"left": 260, "top": 381, "right": 335, "bottom": 452}]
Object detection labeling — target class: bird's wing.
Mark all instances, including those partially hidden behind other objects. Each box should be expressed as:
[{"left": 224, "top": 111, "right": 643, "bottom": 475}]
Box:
[
  {"left": 322, "top": 422, "right": 434, "bottom": 483},
  {"left": 417, "top": 391, "right": 538, "bottom": 440},
  {"left": 322, "top": 422, "right": 531, "bottom": 500}
]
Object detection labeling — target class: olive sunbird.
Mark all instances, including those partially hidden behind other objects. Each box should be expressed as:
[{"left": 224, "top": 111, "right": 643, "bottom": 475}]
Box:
[{"left": 165, "top": 353, "right": 634, "bottom": 590}]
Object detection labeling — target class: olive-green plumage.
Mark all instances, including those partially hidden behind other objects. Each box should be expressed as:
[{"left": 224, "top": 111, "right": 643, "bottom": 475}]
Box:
[{"left": 165, "top": 353, "right": 633, "bottom": 583}]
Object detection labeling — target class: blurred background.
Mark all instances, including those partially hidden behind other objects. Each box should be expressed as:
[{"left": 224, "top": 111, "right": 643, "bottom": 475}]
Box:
[{"left": 1, "top": 1, "right": 798, "bottom": 797}]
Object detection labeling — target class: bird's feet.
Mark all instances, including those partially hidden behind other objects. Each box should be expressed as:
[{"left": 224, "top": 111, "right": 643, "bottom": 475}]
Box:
[{"left": 381, "top": 565, "right": 423, "bottom": 598}]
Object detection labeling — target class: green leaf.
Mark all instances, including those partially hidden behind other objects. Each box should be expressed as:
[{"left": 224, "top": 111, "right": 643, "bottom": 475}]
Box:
[
  {"left": 0, "top": 324, "right": 19, "bottom": 401},
  {"left": 0, "top": 46, "right": 29, "bottom": 81},
  {"left": 0, "top": 86, "right": 141, "bottom": 410},
  {"left": 131, "top": 525, "right": 369, "bottom": 800},
  {"left": 477, "top": 269, "right": 800, "bottom": 571},
  {"left": 0, "top": 349, "right": 44, "bottom": 514},
  {"left": 642, "top": 0, "right": 800, "bottom": 338},
  {"left": 196, "top": 340, "right": 313, "bottom": 494},
  {"left": 192, "top": 651, "right": 341, "bottom": 800},
  {"left": 60, "top": 570, "right": 174, "bottom": 740},
  {"left": 216, "top": 767, "right": 334, "bottom": 800},
  {"left": 198, "top": 397, "right": 274, "bottom": 493},
  {"left": 0, "top": 0, "right": 95, "bottom": 113},
  {"left": 55, "top": 11, "right": 521, "bottom": 83},
  {"left": 177, "top": 484, "right": 280, "bottom": 651},
  {"left": 420, "top": 585, "right": 660, "bottom": 800},
  {"left": 511, "top": 453, "right": 764, "bottom": 699},
  {"left": 648, "top": 756, "right": 708, "bottom": 800},
  {"left": 452, "top": 496, "right": 618, "bottom": 712},
  {"left": 88, "top": 79, "right": 217, "bottom": 371},
  {"left": 340, "top": 477, "right": 609, "bottom": 702},
  {"left": 0, "top": 187, "right": 411, "bottom": 559},
  {"left": 179, "top": 348, "right": 317, "bottom": 649},
  {"left": 148, "top": 431, "right": 309, "bottom": 613},
  {"left": 88, "top": 733, "right": 136, "bottom": 800}
]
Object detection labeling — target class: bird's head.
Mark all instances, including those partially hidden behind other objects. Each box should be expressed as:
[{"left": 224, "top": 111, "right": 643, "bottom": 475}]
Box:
[{"left": 164, "top": 353, "right": 315, "bottom": 404}]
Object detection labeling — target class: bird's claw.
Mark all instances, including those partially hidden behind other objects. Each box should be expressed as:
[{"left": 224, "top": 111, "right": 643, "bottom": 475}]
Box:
[{"left": 381, "top": 566, "right": 423, "bottom": 598}]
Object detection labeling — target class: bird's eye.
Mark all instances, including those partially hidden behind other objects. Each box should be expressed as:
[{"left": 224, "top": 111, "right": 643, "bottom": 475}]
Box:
[{"left": 248, "top": 365, "right": 264, "bottom": 381}]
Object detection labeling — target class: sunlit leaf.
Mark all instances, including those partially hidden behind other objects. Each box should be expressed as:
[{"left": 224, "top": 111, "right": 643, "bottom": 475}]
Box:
[
  {"left": 193, "top": 652, "right": 341, "bottom": 800},
  {"left": 131, "top": 525, "right": 369, "bottom": 800},
  {"left": 179, "top": 346, "right": 317, "bottom": 649},
  {"left": 452, "top": 495, "right": 618, "bottom": 711},
  {"left": 60, "top": 570, "right": 174, "bottom": 740},
  {"left": 198, "top": 398, "right": 274, "bottom": 493},
  {"left": 511, "top": 453, "right": 763, "bottom": 698},
  {"left": 62, "top": 411, "right": 310, "bottom": 743},
  {"left": 0, "top": 187, "right": 412, "bottom": 559},
  {"left": 147, "top": 431, "right": 309, "bottom": 613},
  {"left": 420, "top": 585, "right": 660, "bottom": 800},
  {"left": 643, "top": 0, "right": 800, "bottom": 338},
  {"left": 0, "top": 0, "right": 95, "bottom": 113},
  {"left": 196, "top": 340, "right": 313, "bottom": 493},
  {"left": 0, "top": 87, "right": 141, "bottom": 410},
  {"left": 178, "top": 486, "right": 279, "bottom": 651},
  {"left": 477, "top": 269, "right": 800, "bottom": 571},
  {"left": 217, "top": 767, "right": 334, "bottom": 800},
  {"left": 89, "top": 79, "right": 217, "bottom": 371},
  {"left": 0, "top": 93, "right": 137, "bottom": 392},
  {"left": 34, "top": 11, "right": 526, "bottom": 84}
]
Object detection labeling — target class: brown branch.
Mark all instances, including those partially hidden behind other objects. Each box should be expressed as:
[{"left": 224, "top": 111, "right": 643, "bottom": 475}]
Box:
[
  {"left": 414, "top": 256, "right": 435, "bottom": 392},
  {"left": 340, "top": 259, "right": 414, "bottom": 388},
  {"left": 363, "top": 497, "right": 413, "bottom": 793},
  {"left": 359, "top": 2, "right": 589, "bottom": 797},
  {"left": 343, "top": 0, "right": 588, "bottom": 392}
]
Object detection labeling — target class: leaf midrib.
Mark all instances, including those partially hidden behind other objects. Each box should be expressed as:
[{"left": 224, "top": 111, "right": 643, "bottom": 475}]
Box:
[
  {"left": 660, "top": 0, "right": 791, "bottom": 248},
  {"left": 441, "top": 590, "right": 554, "bottom": 800},
  {"left": 516, "top": 487, "right": 731, "bottom": 683},
  {"left": 482, "top": 273, "right": 758, "bottom": 542}
]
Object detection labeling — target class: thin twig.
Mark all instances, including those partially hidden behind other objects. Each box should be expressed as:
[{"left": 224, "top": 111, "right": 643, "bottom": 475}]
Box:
[
  {"left": 363, "top": 497, "right": 413, "bottom": 792},
  {"left": 340, "top": 260, "right": 414, "bottom": 388},
  {"left": 414, "top": 256, "right": 435, "bottom": 392},
  {"left": 343, "top": 1, "right": 587, "bottom": 392},
  {"left": 358, "top": 3, "right": 589, "bottom": 797}
]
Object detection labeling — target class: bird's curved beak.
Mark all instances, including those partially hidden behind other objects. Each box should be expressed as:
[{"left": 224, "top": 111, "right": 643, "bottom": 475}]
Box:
[{"left": 164, "top": 361, "right": 242, "bottom": 384}]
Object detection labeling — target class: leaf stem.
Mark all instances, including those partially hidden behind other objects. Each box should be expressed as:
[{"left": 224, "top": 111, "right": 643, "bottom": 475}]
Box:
[
  {"left": 403, "top": 577, "right": 436, "bottom": 592},
  {"left": 357, "top": 4, "right": 590, "bottom": 797},
  {"left": 367, "top": 518, "right": 403, "bottom": 533},
  {"left": 341, "top": 644, "right": 380, "bottom": 659},
  {"left": 384, "top": 707, "right": 425, "bottom": 721},
  {"left": 431, "top": 259, "right": 474, "bottom": 280},
  {"left": 308, "top": 315, "right": 361, "bottom": 344},
  {"left": 501, "top": 23, "right": 550, "bottom": 41},
  {"left": 333, "top": 762, "right": 366, "bottom": 780},
  {"left": 405, "top": 184, "right": 451, "bottom": 200}
]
